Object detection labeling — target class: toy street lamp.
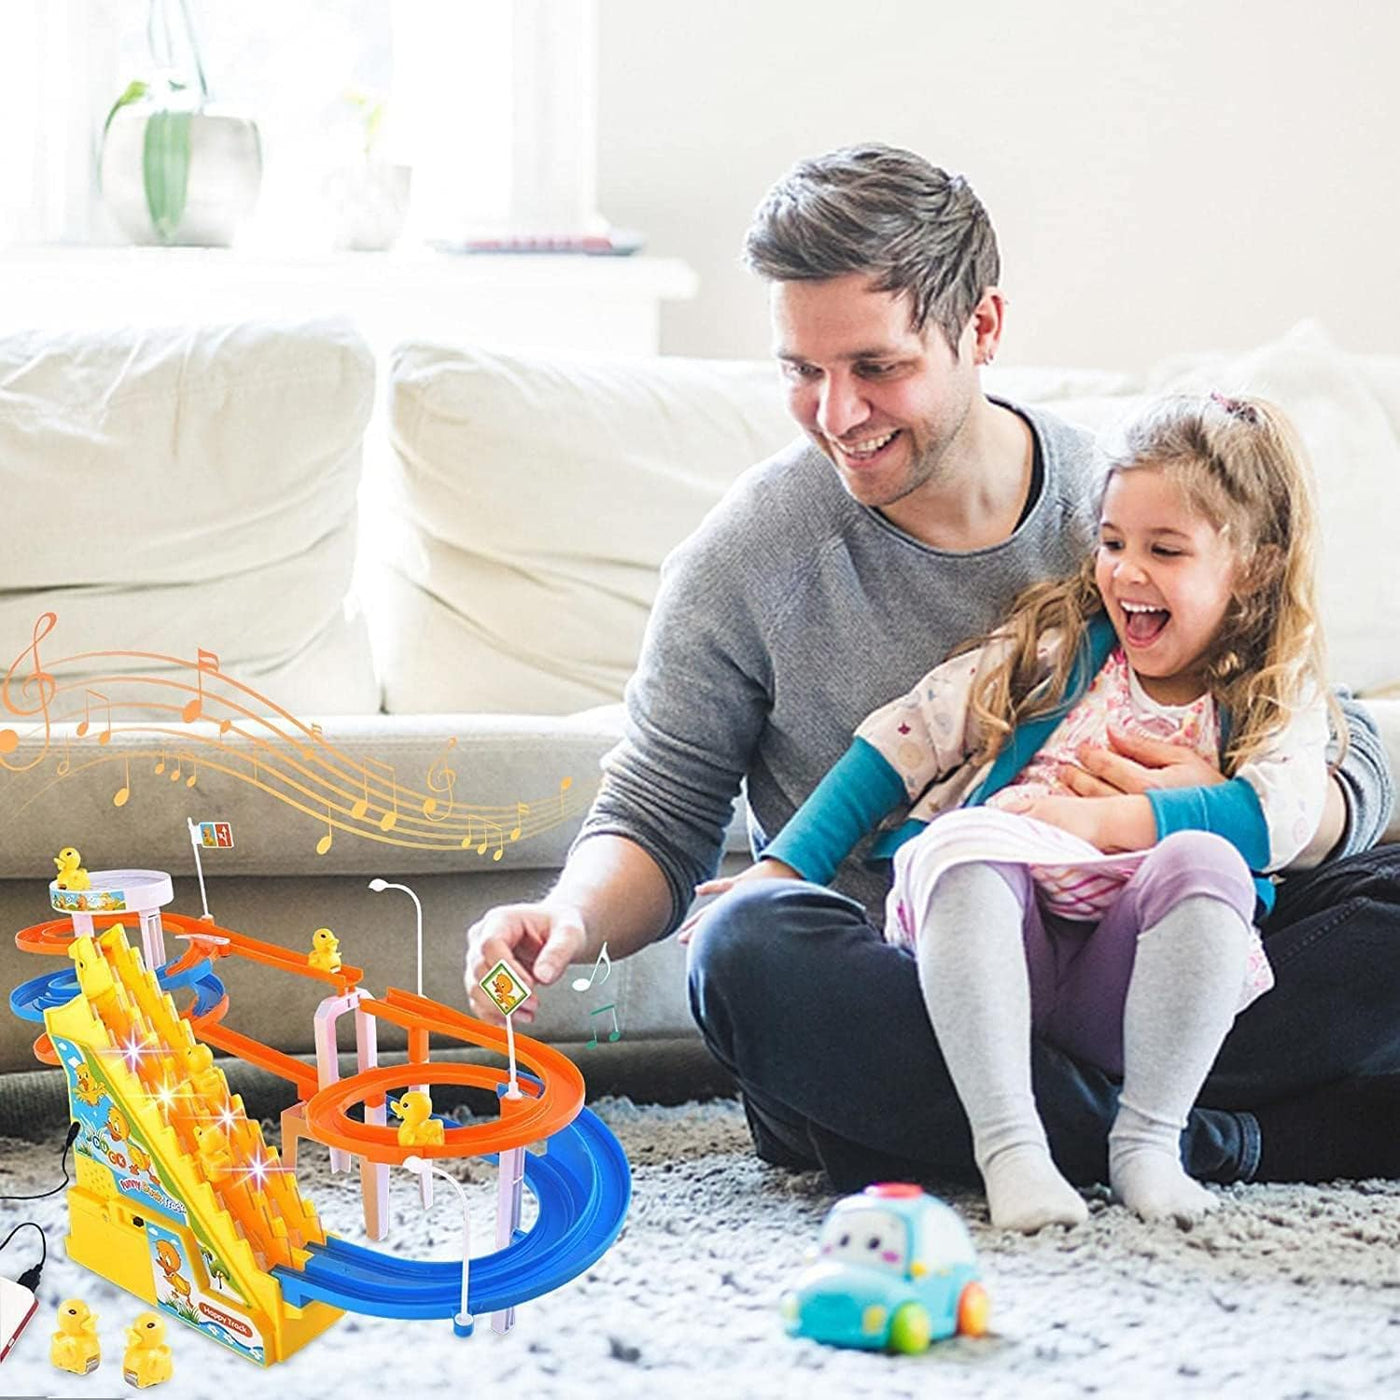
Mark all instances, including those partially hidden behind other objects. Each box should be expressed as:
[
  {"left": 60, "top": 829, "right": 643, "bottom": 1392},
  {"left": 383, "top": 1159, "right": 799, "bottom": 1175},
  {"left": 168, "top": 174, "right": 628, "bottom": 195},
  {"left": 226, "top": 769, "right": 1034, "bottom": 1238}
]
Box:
[
  {"left": 368, "top": 878, "right": 423, "bottom": 997},
  {"left": 403, "top": 1155, "right": 472, "bottom": 1336}
]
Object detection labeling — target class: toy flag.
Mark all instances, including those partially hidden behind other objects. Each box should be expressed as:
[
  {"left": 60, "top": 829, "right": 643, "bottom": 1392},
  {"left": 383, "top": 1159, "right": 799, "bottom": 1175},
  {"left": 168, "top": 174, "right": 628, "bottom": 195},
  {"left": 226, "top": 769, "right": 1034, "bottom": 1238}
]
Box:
[
  {"left": 479, "top": 959, "right": 531, "bottom": 1018},
  {"left": 197, "top": 821, "right": 234, "bottom": 849}
]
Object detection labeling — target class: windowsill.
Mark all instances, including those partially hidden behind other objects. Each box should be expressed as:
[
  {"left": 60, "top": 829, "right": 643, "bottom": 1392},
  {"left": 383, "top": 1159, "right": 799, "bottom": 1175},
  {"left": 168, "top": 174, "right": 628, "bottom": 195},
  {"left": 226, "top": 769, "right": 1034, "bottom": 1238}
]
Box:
[
  {"left": 0, "top": 244, "right": 699, "bottom": 357},
  {"left": 0, "top": 241, "right": 698, "bottom": 292}
]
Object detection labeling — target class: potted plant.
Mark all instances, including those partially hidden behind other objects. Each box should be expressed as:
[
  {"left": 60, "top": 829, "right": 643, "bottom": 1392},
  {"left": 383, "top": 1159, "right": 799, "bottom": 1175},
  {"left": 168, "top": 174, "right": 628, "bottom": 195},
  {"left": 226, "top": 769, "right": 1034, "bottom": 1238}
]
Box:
[
  {"left": 100, "top": 0, "right": 262, "bottom": 246},
  {"left": 324, "top": 88, "right": 413, "bottom": 252}
]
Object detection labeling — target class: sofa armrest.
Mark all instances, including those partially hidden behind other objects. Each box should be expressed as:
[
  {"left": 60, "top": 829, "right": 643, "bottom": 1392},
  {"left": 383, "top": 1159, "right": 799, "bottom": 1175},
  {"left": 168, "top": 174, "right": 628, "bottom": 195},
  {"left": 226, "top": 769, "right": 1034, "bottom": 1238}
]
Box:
[
  {"left": 0, "top": 711, "right": 620, "bottom": 881},
  {"left": 0, "top": 705, "right": 751, "bottom": 881},
  {"left": 1364, "top": 698, "right": 1400, "bottom": 845}
]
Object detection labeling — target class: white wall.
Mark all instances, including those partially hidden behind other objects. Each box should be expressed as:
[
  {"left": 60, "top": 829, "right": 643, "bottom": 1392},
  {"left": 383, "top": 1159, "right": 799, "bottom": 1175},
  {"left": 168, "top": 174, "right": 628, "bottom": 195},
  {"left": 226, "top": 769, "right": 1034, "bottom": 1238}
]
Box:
[{"left": 596, "top": 0, "right": 1400, "bottom": 369}]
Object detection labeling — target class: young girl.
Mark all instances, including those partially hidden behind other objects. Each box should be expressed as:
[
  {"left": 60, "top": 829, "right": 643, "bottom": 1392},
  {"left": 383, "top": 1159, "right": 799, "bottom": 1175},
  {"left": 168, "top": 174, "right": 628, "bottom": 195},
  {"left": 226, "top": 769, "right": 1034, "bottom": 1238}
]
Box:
[{"left": 692, "top": 392, "right": 1341, "bottom": 1233}]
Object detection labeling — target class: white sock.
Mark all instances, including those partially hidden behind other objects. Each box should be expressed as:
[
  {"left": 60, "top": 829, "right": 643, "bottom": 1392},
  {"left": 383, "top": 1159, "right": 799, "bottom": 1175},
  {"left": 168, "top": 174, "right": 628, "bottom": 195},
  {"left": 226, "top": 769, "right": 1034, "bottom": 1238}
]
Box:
[
  {"left": 914, "top": 862, "right": 1088, "bottom": 1233},
  {"left": 1110, "top": 895, "right": 1250, "bottom": 1226}
]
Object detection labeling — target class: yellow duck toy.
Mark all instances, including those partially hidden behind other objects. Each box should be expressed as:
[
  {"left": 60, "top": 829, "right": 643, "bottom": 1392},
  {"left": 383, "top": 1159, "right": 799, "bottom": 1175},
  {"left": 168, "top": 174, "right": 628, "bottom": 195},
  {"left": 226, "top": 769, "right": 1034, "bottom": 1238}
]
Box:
[
  {"left": 193, "top": 1123, "right": 234, "bottom": 1178},
  {"left": 53, "top": 846, "right": 91, "bottom": 891},
  {"left": 308, "top": 926, "right": 342, "bottom": 974},
  {"left": 184, "top": 1043, "right": 228, "bottom": 1107},
  {"left": 68, "top": 934, "right": 118, "bottom": 1011},
  {"left": 391, "top": 1089, "right": 445, "bottom": 1147},
  {"left": 123, "top": 1312, "right": 173, "bottom": 1389},
  {"left": 50, "top": 1298, "right": 100, "bottom": 1375}
]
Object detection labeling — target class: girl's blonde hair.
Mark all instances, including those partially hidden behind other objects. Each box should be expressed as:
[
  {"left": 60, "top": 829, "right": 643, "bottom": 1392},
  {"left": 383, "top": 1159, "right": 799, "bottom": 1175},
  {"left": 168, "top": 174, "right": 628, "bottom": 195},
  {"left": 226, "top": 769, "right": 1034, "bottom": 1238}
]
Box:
[{"left": 967, "top": 393, "right": 1342, "bottom": 774}]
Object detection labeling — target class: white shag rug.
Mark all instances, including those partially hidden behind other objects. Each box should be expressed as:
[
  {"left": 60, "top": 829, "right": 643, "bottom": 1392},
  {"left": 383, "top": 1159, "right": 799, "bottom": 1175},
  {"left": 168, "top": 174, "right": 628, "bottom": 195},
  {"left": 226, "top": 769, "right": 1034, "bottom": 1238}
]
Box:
[{"left": 2, "top": 1097, "right": 1399, "bottom": 1399}]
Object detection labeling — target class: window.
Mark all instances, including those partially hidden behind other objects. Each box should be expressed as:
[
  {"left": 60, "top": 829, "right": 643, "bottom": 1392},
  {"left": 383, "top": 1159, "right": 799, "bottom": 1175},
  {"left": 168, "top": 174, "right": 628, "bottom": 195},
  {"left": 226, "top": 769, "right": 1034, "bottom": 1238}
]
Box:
[{"left": 0, "top": 0, "right": 601, "bottom": 248}]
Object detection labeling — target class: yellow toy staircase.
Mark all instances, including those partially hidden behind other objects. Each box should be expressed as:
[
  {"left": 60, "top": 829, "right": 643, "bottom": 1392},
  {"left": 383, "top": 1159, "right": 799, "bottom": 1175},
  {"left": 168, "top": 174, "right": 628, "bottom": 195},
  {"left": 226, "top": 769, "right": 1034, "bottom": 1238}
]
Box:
[{"left": 43, "top": 925, "right": 342, "bottom": 1366}]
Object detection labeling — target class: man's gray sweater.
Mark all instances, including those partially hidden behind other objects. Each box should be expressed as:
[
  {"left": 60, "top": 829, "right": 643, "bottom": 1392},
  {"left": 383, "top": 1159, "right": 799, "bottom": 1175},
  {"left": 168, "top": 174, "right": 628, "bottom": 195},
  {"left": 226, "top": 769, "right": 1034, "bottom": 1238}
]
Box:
[{"left": 577, "top": 402, "right": 1393, "bottom": 933}]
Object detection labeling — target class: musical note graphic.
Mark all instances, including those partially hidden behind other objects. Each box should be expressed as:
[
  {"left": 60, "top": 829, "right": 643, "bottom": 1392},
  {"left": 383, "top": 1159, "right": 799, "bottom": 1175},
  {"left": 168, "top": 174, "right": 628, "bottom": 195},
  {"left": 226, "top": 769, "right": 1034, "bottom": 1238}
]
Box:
[
  {"left": 585, "top": 1003, "right": 621, "bottom": 1049},
  {"left": 1, "top": 611, "right": 57, "bottom": 771},
  {"left": 422, "top": 737, "right": 457, "bottom": 821},
  {"left": 182, "top": 648, "right": 224, "bottom": 726},
  {"left": 350, "top": 755, "right": 398, "bottom": 830},
  {"left": 3, "top": 610, "right": 596, "bottom": 859},
  {"left": 475, "top": 819, "right": 505, "bottom": 862},
  {"left": 76, "top": 689, "right": 112, "bottom": 745},
  {"left": 571, "top": 944, "right": 612, "bottom": 993}
]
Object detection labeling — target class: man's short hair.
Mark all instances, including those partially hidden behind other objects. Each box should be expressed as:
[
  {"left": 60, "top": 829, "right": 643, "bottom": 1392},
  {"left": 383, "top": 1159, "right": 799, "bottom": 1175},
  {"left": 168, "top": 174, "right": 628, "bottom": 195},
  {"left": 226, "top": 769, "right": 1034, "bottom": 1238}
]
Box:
[{"left": 743, "top": 143, "right": 1000, "bottom": 353}]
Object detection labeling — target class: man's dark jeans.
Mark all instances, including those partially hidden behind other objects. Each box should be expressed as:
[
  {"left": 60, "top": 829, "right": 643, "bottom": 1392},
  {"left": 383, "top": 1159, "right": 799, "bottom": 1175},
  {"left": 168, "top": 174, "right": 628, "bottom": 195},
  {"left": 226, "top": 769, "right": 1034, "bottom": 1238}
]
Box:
[{"left": 686, "top": 846, "right": 1400, "bottom": 1190}]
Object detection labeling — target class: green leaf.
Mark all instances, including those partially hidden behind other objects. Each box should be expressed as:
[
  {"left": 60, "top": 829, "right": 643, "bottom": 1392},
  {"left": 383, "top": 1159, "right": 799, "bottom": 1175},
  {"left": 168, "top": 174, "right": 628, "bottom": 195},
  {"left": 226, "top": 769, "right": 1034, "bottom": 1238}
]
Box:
[
  {"left": 143, "top": 110, "right": 192, "bottom": 242},
  {"left": 103, "top": 80, "right": 150, "bottom": 135}
]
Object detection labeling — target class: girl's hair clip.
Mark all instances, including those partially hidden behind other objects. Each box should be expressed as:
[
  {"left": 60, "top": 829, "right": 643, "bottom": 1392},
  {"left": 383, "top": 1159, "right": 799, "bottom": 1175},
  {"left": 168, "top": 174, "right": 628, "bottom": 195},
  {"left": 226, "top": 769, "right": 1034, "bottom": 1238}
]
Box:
[{"left": 1210, "top": 389, "right": 1260, "bottom": 425}]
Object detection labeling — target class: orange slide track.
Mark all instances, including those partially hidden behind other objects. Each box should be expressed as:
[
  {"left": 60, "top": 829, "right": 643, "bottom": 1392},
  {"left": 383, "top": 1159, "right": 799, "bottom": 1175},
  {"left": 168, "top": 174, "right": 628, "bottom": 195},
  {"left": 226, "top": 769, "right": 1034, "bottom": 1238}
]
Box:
[
  {"left": 302, "top": 987, "right": 586, "bottom": 1165},
  {"left": 17, "top": 909, "right": 585, "bottom": 1163}
]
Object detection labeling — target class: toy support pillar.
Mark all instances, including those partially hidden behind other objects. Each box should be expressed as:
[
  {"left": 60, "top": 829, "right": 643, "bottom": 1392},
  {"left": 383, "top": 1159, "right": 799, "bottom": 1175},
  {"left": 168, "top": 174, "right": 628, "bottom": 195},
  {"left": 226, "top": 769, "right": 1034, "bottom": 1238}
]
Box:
[
  {"left": 353, "top": 999, "right": 389, "bottom": 1240},
  {"left": 313, "top": 993, "right": 361, "bottom": 1175},
  {"left": 49, "top": 870, "right": 174, "bottom": 971},
  {"left": 491, "top": 1086, "right": 530, "bottom": 1335}
]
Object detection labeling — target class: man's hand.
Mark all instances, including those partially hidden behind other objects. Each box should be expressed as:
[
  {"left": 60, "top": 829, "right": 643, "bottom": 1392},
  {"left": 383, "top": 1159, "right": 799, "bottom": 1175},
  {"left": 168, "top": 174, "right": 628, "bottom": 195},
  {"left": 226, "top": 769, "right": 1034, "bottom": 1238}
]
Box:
[
  {"left": 678, "top": 857, "right": 800, "bottom": 944},
  {"left": 465, "top": 902, "right": 589, "bottom": 1025},
  {"left": 1021, "top": 793, "right": 1155, "bottom": 853},
  {"left": 1061, "top": 725, "right": 1224, "bottom": 797}
]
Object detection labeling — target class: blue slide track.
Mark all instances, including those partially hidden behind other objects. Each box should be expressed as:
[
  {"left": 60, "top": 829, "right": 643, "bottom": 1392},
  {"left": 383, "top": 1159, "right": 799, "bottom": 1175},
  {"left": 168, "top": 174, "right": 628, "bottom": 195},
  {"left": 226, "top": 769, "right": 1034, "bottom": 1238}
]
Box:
[
  {"left": 10, "top": 958, "right": 226, "bottom": 1023},
  {"left": 14, "top": 952, "right": 629, "bottom": 1320},
  {"left": 272, "top": 1104, "right": 631, "bottom": 1320}
]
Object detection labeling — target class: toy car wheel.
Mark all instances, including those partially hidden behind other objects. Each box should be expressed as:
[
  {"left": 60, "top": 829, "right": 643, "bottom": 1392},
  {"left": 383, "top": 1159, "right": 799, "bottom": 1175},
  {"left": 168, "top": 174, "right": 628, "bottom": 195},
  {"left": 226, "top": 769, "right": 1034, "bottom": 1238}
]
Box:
[
  {"left": 957, "top": 1280, "right": 990, "bottom": 1337},
  {"left": 888, "top": 1301, "right": 933, "bottom": 1355}
]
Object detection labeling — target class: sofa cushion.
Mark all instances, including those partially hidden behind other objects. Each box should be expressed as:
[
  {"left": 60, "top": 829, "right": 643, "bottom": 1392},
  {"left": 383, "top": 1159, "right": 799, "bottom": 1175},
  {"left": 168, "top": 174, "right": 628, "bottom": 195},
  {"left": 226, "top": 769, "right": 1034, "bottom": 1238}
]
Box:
[
  {"left": 0, "top": 317, "right": 379, "bottom": 715},
  {"left": 378, "top": 344, "right": 795, "bottom": 714},
  {"left": 1146, "top": 322, "right": 1400, "bottom": 697},
  {"left": 992, "top": 322, "right": 1400, "bottom": 696}
]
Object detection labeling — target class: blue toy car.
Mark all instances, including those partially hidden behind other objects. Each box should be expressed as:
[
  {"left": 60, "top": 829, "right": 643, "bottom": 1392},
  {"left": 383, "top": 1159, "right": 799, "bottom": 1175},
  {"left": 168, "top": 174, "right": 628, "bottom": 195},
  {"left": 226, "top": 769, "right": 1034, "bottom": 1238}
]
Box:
[{"left": 780, "top": 1183, "right": 989, "bottom": 1353}]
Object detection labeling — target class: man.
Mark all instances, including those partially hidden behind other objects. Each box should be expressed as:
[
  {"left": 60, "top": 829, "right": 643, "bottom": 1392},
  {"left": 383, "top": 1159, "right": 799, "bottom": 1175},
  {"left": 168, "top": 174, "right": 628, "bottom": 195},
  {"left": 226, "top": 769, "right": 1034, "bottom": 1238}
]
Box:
[{"left": 467, "top": 144, "right": 1399, "bottom": 1196}]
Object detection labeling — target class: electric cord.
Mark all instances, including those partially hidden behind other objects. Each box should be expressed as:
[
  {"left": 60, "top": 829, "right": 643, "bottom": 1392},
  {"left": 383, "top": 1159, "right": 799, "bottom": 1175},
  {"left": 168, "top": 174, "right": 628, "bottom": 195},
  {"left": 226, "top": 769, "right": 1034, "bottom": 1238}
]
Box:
[
  {"left": 0, "top": 1221, "right": 47, "bottom": 1294},
  {"left": 0, "top": 1120, "right": 81, "bottom": 1202},
  {"left": 0, "top": 1121, "right": 81, "bottom": 1295}
]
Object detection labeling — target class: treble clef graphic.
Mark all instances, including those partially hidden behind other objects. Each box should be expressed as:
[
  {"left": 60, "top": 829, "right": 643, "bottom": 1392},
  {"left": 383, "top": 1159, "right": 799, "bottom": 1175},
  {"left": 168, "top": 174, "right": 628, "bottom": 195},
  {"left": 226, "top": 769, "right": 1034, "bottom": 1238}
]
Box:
[{"left": 0, "top": 612, "right": 58, "bottom": 772}]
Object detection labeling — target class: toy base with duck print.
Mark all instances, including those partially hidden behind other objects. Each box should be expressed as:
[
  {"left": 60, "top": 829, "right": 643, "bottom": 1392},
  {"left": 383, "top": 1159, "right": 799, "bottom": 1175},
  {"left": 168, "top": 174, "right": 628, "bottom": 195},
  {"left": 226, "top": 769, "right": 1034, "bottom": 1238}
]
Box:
[
  {"left": 780, "top": 1184, "right": 990, "bottom": 1353},
  {"left": 10, "top": 860, "right": 631, "bottom": 1367}
]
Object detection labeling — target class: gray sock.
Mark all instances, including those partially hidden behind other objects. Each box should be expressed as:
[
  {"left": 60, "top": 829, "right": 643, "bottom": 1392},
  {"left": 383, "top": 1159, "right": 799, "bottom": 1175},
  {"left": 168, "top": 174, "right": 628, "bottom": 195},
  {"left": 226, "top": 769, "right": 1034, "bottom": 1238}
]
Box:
[
  {"left": 915, "top": 862, "right": 1087, "bottom": 1233},
  {"left": 1109, "top": 895, "right": 1250, "bottom": 1226}
]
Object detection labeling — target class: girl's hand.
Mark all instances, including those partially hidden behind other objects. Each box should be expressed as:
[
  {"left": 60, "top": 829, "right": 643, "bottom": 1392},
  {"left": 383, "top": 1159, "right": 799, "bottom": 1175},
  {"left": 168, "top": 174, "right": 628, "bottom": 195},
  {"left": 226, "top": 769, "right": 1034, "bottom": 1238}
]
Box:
[
  {"left": 678, "top": 857, "right": 800, "bottom": 943},
  {"left": 1021, "top": 793, "right": 1154, "bottom": 853}
]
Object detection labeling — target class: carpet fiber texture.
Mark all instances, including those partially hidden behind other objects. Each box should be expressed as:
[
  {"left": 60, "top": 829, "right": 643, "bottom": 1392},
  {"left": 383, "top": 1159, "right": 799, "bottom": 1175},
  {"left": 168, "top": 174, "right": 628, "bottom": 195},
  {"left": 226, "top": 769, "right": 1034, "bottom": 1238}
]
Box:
[{"left": 2, "top": 1097, "right": 1398, "bottom": 1398}]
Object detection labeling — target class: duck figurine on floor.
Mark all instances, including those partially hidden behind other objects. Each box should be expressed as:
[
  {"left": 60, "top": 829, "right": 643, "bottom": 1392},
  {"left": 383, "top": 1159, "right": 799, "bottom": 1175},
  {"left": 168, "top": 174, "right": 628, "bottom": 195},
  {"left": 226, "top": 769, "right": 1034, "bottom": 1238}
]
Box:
[
  {"left": 308, "top": 926, "right": 342, "bottom": 974},
  {"left": 123, "top": 1312, "right": 173, "bottom": 1389},
  {"left": 391, "top": 1089, "right": 445, "bottom": 1147},
  {"left": 53, "top": 846, "right": 90, "bottom": 891},
  {"left": 50, "top": 1298, "right": 100, "bottom": 1375}
]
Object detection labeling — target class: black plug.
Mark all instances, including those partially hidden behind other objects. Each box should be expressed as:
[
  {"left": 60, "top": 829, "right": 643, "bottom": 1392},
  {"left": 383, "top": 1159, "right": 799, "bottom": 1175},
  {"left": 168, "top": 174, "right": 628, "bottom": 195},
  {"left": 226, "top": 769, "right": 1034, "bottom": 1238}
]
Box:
[{"left": 1, "top": 1220, "right": 47, "bottom": 1294}]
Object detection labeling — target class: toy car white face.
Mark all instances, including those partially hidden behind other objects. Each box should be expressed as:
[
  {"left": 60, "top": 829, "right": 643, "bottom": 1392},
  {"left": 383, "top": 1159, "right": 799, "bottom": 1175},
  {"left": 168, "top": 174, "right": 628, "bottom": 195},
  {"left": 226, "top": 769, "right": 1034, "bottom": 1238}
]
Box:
[
  {"left": 816, "top": 1205, "right": 910, "bottom": 1273},
  {"left": 781, "top": 1185, "right": 987, "bottom": 1354}
]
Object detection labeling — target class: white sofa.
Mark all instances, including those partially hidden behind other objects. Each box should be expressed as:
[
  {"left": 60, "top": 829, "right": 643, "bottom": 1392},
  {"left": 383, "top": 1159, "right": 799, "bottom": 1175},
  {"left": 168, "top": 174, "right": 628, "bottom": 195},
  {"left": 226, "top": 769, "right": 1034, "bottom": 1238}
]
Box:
[{"left": 3, "top": 316, "right": 1398, "bottom": 1086}]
